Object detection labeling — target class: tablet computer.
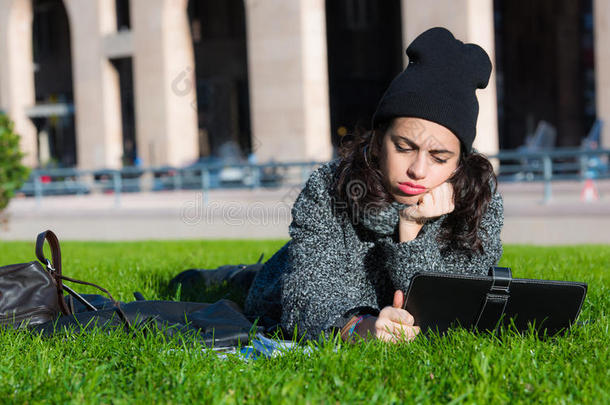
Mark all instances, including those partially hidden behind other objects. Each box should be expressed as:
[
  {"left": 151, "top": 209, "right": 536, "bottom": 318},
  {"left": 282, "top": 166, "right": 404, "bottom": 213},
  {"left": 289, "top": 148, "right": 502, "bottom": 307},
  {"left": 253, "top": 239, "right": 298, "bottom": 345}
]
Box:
[{"left": 404, "top": 267, "right": 587, "bottom": 337}]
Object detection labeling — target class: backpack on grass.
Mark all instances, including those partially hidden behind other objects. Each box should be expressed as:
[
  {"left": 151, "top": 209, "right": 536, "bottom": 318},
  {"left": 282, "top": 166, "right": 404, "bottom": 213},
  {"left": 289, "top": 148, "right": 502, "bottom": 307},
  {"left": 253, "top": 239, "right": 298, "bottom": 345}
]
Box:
[
  {"left": 0, "top": 230, "right": 128, "bottom": 328},
  {"left": 0, "top": 230, "right": 265, "bottom": 349}
]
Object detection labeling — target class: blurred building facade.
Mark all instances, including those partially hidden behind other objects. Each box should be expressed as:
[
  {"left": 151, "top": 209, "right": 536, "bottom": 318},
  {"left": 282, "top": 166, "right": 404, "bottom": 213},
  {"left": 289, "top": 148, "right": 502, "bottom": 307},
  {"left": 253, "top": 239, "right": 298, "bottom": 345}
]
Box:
[{"left": 0, "top": 0, "right": 606, "bottom": 170}]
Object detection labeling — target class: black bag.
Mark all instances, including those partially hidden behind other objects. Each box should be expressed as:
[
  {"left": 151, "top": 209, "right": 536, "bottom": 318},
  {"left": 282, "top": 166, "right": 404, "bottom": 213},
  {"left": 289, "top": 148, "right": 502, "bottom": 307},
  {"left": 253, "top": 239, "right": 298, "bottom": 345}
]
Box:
[
  {"left": 33, "top": 297, "right": 260, "bottom": 348},
  {"left": 404, "top": 266, "right": 588, "bottom": 337},
  {"left": 0, "top": 261, "right": 61, "bottom": 327},
  {"left": 3, "top": 231, "right": 264, "bottom": 348},
  {"left": 0, "top": 230, "right": 128, "bottom": 329}
]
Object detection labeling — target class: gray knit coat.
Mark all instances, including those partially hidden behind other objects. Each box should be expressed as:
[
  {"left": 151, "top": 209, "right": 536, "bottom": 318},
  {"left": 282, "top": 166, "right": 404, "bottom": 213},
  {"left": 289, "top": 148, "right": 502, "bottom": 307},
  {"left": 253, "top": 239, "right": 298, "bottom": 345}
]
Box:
[{"left": 244, "top": 159, "right": 504, "bottom": 339}]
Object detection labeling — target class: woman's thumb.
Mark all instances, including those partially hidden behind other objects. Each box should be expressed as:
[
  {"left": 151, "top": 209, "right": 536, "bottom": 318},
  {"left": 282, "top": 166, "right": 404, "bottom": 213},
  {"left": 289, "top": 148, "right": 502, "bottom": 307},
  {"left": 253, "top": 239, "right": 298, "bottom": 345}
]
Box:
[{"left": 393, "top": 290, "right": 404, "bottom": 309}]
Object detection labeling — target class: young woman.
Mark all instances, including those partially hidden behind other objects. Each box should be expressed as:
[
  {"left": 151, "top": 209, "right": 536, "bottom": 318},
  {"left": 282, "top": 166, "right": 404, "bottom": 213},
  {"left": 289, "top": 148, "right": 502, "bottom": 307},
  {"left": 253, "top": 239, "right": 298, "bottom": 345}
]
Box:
[{"left": 244, "top": 27, "right": 503, "bottom": 342}]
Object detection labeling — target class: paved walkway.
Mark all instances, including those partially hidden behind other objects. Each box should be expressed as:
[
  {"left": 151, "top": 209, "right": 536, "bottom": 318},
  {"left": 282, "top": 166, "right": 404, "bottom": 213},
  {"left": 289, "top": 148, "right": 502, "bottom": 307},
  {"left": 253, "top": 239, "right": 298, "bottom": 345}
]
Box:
[{"left": 1, "top": 180, "right": 609, "bottom": 245}]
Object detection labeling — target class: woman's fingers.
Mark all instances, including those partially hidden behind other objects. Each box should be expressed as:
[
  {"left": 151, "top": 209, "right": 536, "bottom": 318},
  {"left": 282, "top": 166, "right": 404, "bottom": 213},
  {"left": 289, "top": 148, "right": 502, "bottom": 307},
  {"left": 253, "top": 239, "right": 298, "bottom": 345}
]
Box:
[
  {"left": 380, "top": 308, "right": 414, "bottom": 326},
  {"left": 441, "top": 182, "right": 455, "bottom": 213},
  {"left": 421, "top": 192, "right": 434, "bottom": 210},
  {"left": 392, "top": 290, "right": 404, "bottom": 308},
  {"left": 377, "top": 308, "right": 415, "bottom": 327},
  {"left": 419, "top": 182, "right": 455, "bottom": 217},
  {"left": 400, "top": 181, "right": 455, "bottom": 222},
  {"left": 376, "top": 322, "right": 420, "bottom": 342}
]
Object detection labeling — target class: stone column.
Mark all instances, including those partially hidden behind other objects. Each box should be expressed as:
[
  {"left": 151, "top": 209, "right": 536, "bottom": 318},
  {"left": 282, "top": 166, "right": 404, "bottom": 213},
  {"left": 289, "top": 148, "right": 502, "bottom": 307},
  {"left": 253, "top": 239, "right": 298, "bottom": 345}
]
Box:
[
  {"left": 245, "top": 0, "right": 332, "bottom": 162},
  {"left": 401, "top": 0, "right": 499, "bottom": 156},
  {"left": 0, "top": 0, "right": 37, "bottom": 167},
  {"left": 63, "top": 0, "right": 123, "bottom": 169},
  {"left": 594, "top": 0, "right": 610, "bottom": 148},
  {"left": 131, "top": 0, "right": 199, "bottom": 167}
]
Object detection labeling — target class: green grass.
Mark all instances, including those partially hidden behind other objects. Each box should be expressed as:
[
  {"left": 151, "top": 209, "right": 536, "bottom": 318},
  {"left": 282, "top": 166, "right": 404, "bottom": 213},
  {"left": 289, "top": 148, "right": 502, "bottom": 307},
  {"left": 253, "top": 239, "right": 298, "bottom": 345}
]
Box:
[{"left": 0, "top": 241, "right": 608, "bottom": 404}]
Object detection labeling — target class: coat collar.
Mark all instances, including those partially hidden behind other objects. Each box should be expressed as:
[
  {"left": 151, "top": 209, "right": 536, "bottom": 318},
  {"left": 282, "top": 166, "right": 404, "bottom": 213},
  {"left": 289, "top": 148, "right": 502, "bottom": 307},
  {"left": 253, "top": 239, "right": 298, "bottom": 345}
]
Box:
[
  {"left": 357, "top": 201, "right": 411, "bottom": 235},
  {"left": 357, "top": 200, "right": 446, "bottom": 237}
]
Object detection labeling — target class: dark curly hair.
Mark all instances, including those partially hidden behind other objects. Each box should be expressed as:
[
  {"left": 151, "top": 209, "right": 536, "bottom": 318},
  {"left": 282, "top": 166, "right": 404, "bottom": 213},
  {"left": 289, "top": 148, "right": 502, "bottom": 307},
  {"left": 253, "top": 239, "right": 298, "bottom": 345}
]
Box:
[{"left": 332, "top": 122, "right": 497, "bottom": 256}]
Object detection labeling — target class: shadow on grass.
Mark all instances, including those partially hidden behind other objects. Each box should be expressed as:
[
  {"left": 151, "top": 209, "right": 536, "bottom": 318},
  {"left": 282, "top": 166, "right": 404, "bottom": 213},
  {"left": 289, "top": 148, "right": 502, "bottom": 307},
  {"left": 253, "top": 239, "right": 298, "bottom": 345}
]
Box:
[{"left": 146, "top": 268, "right": 251, "bottom": 309}]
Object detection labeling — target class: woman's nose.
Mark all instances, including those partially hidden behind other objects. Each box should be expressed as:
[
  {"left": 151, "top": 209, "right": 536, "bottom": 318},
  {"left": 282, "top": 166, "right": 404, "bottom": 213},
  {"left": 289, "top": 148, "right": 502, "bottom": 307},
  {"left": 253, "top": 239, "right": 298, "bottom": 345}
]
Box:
[{"left": 407, "top": 152, "right": 427, "bottom": 179}]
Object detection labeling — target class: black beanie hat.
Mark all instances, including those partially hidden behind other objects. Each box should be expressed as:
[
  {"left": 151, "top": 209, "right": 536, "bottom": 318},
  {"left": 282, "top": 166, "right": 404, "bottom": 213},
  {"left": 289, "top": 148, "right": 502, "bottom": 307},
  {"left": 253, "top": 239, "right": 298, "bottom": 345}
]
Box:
[{"left": 371, "top": 27, "right": 492, "bottom": 154}]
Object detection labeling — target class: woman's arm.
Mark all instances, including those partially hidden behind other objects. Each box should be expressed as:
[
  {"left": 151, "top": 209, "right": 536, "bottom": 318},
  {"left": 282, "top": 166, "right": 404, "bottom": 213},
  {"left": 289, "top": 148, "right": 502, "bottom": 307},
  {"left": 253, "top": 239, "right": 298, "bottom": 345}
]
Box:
[
  {"left": 380, "top": 190, "right": 504, "bottom": 294},
  {"left": 280, "top": 163, "right": 379, "bottom": 339}
]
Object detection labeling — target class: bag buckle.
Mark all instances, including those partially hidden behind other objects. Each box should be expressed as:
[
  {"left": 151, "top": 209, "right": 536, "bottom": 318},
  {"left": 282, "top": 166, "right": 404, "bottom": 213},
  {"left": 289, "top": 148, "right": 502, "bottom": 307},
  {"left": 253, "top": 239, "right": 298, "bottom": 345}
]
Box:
[{"left": 45, "top": 259, "right": 55, "bottom": 272}]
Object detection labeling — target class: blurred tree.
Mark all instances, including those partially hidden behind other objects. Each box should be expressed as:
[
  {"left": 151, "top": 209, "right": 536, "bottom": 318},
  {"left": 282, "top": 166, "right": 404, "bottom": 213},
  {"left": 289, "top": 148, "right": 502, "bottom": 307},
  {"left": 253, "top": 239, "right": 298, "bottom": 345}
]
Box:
[{"left": 0, "top": 113, "right": 30, "bottom": 218}]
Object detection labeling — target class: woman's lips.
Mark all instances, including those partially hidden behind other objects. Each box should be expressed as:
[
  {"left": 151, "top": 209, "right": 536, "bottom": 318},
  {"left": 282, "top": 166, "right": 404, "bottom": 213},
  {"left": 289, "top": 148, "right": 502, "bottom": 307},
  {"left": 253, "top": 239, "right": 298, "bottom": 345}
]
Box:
[{"left": 398, "top": 182, "right": 427, "bottom": 195}]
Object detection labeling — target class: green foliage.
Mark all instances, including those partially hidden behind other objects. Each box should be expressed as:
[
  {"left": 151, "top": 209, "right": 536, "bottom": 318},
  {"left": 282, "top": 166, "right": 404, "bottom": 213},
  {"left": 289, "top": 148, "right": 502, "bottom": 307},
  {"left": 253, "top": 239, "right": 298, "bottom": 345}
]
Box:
[
  {"left": 0, "top": 113, "right": 30, "bottom": 211},
  {"left": 0, "top": 240, "right": 608, "bottom": 403}
]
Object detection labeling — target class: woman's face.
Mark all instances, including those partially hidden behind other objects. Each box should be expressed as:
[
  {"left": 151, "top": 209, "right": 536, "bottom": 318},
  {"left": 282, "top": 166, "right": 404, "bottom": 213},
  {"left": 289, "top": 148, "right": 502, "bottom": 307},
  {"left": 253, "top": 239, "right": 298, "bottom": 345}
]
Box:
[{"left": 378, "top": 117, "right": 461, "bottom": 205}]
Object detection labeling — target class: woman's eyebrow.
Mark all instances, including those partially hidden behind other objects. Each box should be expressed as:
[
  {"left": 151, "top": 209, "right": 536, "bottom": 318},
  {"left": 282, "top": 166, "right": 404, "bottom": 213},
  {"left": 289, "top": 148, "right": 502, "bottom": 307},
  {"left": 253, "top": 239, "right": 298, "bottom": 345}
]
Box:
[
  {"left": 392, "top": 134, "right": 456, "bottom": 155},
  {"left": 391, "top": 134, "right": 419, "bottom": 148},
  {"left": 429, "top": 148, "right": 456, "bottom": 155}
]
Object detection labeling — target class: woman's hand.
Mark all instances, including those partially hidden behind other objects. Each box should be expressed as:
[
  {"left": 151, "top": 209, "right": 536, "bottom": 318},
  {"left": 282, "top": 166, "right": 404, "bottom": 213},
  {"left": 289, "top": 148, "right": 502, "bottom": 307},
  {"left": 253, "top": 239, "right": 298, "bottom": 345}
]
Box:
[
  {"left": 356, "top": 290, "right": 420, "bottom": 342},
  {"left": 400, "top": 181, "right": 455, "bottom": 224},
  {"left": 397, "top": 182, "right": 455, "bottom": 242}
]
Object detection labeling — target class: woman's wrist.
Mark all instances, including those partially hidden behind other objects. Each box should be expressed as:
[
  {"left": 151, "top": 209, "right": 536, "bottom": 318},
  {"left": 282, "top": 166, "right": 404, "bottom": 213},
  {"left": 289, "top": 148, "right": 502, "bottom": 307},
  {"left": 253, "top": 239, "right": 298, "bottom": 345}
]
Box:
[
  {"left": 398, "top": 216, "right": 424, "bottom": 242},
  {"left": 340, "top": 315, "right": 360, "bottom": 341},
  {"left": 355, "top": 315, "right": 377, "bottom": 339},
  {"left": 341, "top": 314, "right": 375, "bottom": 342}
]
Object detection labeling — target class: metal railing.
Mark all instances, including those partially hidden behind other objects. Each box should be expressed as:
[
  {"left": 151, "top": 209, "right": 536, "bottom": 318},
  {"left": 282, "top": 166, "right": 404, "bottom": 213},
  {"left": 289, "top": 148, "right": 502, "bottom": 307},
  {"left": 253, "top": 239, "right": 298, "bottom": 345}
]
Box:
[
  {"left": 493, "top": 148, "right": 609, "bottom": 202},
  {"left": 16, "top": 148, "right": 610, "bottom": 206},
  {"left": 18, "top": 161, "right": 323, "bottom": 207}
]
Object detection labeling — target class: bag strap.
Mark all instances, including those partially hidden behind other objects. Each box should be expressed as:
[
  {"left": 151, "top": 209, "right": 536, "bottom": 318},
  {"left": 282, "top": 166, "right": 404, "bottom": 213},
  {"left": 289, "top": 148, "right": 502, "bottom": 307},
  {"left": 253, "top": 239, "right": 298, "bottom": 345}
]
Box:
[
  {"left": 475, "top": 266, "right": 512, "bottom": 333},
  {"left": 36, "top": 230, "right": 71, "bottom": 315},
  {"left": 35, "top": 230, "right": 131, "bottom": 329},
  {"left": 57, "top": 274, "right": 131, "bottom": 328},
  {"left": 36, "top": 230, "right": 62, "bottom": 276}
]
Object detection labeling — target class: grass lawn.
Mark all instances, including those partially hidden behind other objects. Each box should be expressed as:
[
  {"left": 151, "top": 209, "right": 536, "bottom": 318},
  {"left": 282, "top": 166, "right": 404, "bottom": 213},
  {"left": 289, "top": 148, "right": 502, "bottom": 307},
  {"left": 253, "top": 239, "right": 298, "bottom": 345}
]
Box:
[{"left": 0, "top": 240, "right": 608, "bottom": 404}]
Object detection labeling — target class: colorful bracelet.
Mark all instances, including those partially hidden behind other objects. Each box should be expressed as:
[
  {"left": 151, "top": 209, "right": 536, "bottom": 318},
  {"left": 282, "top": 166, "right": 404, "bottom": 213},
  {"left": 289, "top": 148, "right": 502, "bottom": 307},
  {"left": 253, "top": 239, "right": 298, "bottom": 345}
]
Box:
[
  {"left": 348, "top": 315, "right": 371, "bottom": 336},
  {"left": 340, "top": 314, "right": 374, "bottom": 341}
]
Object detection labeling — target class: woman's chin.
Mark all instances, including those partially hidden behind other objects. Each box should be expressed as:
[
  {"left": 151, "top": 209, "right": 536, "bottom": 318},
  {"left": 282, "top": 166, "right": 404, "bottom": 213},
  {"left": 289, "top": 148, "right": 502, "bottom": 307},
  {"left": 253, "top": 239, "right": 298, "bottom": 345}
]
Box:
[{"left": 393, "top": 193, "right": 421, "bottom": 206}]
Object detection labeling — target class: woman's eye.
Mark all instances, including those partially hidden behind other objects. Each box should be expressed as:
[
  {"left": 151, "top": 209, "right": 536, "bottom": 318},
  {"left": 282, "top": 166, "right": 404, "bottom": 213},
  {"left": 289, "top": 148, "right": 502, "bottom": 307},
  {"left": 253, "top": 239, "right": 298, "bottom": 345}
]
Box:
[
  {"left": 393, "top": 142, "right": 448, "bottom": 163},
  {"left": 394, "top": 143, "right": 413, "bottom": 152}
]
